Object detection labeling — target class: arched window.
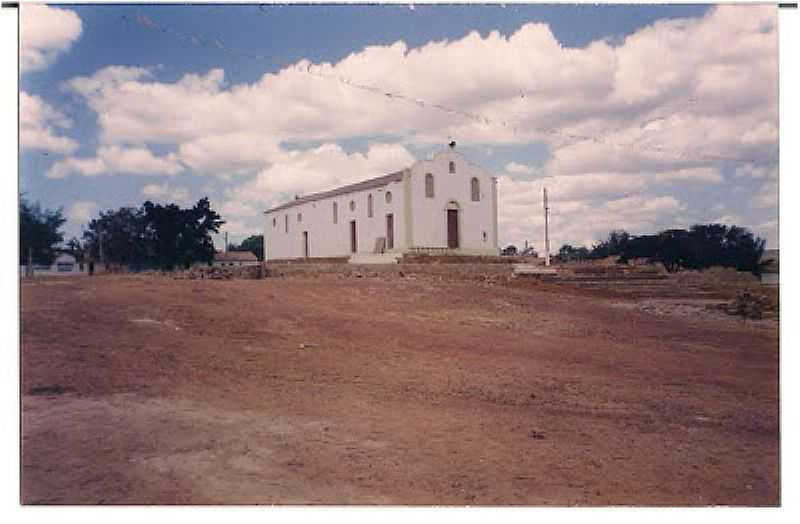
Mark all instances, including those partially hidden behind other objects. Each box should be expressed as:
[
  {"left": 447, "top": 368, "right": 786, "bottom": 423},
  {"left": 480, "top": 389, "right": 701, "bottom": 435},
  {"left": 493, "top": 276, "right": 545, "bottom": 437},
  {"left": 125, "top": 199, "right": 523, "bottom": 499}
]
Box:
[
  {"left": 471, "top": 177, "right": 480, "bottom": 201},
  {"left": 385, "top": 191, "right": 392, "bottom": 204},
  {"left": 333, "top": 201, "right": 338, "bottom": 224},
  {"left": 349, "top": 200, "right": 356, "bottom": 211},
  {"left": 425, "top": 173, "right": 434, "bottom": 198},
  {"left": 284, "top": 214, "right": 289, "bottom": 233},
  {"left": 449, "top": 161, "right": 456, "bottom": 174},
  {"left": 367, "top": 193, "right": 374, "bottom": 218}
]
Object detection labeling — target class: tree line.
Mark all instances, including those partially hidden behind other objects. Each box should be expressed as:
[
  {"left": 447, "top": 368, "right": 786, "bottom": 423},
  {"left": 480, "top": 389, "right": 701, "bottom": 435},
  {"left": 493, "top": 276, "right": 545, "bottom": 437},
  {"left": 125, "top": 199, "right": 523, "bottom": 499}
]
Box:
[
  {"left": 20, "top": 196, "right": 264, "bottom": 270},
  {"left": 557, "top": 224, "right": 767, "bottom": 274}
]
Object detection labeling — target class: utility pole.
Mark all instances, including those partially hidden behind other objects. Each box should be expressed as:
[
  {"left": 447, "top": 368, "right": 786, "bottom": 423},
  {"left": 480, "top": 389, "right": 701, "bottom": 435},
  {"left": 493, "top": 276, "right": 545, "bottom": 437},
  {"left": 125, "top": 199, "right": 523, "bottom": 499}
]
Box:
[{"left": 543, "top": 187, "right": 550, "bottom": 267}]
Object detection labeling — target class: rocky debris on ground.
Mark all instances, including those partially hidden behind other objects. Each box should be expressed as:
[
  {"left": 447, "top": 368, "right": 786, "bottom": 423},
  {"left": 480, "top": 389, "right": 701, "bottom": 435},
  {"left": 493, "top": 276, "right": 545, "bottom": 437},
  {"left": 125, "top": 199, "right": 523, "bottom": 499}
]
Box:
[
  {"left": 716, "top": 291, "right": 778, "bottom": 320},
  {"left": 174, "top": 265, "right": 266, "bottom": 280}
]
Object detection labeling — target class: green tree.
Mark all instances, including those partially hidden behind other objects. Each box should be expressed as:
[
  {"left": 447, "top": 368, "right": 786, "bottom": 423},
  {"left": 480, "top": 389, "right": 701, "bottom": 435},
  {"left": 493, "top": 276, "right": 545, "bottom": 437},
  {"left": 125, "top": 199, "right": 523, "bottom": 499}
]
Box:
[
  {"left": 84, "top": 206, "right": 149, "bottom": 269},
  {"left": 19, "top": 197, "right": 66, "bottom": 265},
  {"left": 64, "top": 237, "right": 87, "bottom": 264},
  {"left": 229, "top": 234, "right": 264, "bottom": 261},
  {"left": 558, "top": 244, "right": 591, "bottom": 262},
  {"left": 142, "top": 197, "right": 224, "bottom": 270},
  {"left": 601, "top": 224, "right": 767, "bottom": 274}
]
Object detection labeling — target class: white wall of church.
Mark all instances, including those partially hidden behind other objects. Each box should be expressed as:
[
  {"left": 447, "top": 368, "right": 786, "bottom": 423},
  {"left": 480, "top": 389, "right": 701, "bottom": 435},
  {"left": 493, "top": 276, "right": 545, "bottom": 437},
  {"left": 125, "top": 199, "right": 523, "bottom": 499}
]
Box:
[
  {"left": 407, "top": 150, "right": 498, "bottom": 254},
  {"left": 264, "top": 178, "right": 407, "bottom": 260}
]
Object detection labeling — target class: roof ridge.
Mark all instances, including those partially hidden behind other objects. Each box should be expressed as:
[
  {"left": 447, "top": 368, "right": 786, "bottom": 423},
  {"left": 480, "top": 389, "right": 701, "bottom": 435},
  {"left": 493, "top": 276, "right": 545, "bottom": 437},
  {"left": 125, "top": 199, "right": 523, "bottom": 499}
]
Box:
[{"left": 264, "top": 169, "right": 405, "bottom": 214}]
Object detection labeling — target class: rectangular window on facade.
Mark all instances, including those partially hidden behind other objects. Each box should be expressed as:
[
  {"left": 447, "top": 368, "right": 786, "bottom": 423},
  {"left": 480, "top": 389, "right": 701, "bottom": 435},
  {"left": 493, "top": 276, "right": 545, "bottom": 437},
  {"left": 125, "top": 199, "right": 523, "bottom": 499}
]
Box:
[
  {"left": 285, "top": 214, "right": 288, "bottom": 233},
  {"left": 425, "top": 173, "right": 434, "bottom": 198},
  {"left": 368, "top": 193, "right": 374, "bottom": 218},
  {"left": 333, "top": 201, "right": 338, "bottom": 224}
]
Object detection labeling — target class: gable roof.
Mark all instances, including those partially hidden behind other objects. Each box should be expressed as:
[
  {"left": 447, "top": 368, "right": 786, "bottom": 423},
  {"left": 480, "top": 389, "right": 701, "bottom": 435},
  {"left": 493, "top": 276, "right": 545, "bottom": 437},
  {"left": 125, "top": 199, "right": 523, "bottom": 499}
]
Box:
[
  {"left": 264, "top": 170, "right": 405, "bottom": 214},
  {"left": 214, "top": 251, "right": 258, "bottom": 262}
]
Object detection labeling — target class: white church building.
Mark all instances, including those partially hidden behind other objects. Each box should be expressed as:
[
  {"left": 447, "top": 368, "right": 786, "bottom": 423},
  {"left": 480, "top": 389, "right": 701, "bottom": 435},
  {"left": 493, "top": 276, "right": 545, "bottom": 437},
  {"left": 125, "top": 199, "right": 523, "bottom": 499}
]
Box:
[{"left": 263, "top": 146, "right": 499, "bottom": 262}]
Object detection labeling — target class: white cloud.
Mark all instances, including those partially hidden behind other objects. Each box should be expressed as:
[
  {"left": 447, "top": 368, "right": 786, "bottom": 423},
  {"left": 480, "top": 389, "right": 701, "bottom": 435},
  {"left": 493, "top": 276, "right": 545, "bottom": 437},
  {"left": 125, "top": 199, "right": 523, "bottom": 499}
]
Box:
[
  {"left": 63, "top": 5, "right": 776, "bottom": 157},
  {"left": 66, "top": 200, "right": 97, "bottom": 223},
  {"left": 219, "top": 219, "right": 260, "bottom": 237},
  {"left": 20, "top": 91, "right": 78, "bottom": 154},
  {"left": 48, "top": 146, "right": 184, "bottom": 178},
  {"left": 178, "top": 133, "right": 283, "bottom": 177},
  {"left": 226, "top": 142, "right": 415, "bottom": 206},
  {"left": 753, "top": 180, "right": 778, "bottom": 209},
  {"left": 710, "top": 214, "right": 743, "bottom": 226},
  {"left": 504, "top": 162, "right": 540, "bottom": 176},
  {"left": 653, "top": 167, "right": 723, "bottom": 185},
  {"left": 141, "top": 183, "right": 192, "bottom": 205},
  {"left": 734, "top": 164, "right": 778, "bottom": 179},
  {"left": 20, "top": 4, "right": 82, "bottom": 73},
  {"left": 54, "top": 5, "right": 778, "bottom": 247}
]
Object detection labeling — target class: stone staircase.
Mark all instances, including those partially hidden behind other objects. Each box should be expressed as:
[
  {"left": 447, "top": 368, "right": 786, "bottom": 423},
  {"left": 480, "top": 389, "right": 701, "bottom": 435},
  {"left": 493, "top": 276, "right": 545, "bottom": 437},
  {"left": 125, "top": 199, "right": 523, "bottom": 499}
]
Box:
[{"left": 348, "top": 253, "right": 402, "bottom": 264}]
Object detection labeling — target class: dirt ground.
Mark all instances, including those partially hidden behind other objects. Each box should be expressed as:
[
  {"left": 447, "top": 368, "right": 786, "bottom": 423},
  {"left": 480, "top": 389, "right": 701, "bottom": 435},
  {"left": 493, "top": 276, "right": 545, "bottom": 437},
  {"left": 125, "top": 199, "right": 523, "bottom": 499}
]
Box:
[{"left": 20, "top": 271, "right": 779, "bottom": 505}]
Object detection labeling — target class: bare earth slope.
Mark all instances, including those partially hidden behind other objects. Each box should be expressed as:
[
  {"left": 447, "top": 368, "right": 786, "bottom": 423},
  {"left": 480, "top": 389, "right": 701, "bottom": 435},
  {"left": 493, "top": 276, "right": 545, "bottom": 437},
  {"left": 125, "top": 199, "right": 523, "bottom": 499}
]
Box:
[{"left": 21, "top": 274, "right": 778, "bottom": 505}]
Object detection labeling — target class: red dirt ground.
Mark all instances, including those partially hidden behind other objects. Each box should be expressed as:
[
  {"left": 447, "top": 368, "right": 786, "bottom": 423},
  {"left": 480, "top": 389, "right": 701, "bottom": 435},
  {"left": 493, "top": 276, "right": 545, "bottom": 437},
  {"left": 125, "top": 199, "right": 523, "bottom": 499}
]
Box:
[{"left": 20, "top": 272, "right": 779, "bottom": 505}]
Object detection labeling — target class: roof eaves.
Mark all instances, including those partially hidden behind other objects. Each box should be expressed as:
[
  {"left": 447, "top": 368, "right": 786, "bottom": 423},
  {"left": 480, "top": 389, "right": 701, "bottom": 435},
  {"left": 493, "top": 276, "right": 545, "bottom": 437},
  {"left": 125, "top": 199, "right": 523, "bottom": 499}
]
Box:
[{"left": 264, "top": 170, "right": 405, "bottom": 214}]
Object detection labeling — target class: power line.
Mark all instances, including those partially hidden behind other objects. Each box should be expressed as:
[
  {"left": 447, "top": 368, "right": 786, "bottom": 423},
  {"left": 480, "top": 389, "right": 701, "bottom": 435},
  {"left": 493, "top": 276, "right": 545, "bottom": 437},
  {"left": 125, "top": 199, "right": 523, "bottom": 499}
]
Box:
[{"left": 119, "top": 12, "right": 774, "bottom": 167}]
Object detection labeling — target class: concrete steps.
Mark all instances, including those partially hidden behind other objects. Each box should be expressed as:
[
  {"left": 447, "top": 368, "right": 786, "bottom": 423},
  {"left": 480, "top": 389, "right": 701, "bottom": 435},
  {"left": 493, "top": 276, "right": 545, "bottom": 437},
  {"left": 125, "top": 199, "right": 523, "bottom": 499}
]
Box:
[{"left": 348, "top": 253, "right": 402, "bottom": 265}]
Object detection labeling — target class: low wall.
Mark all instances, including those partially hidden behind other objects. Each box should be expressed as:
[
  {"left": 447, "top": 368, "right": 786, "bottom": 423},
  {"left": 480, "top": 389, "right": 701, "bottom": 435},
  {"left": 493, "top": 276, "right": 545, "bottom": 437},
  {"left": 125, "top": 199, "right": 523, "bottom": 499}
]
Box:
[{"left": 265, "top": 261, "right": 515, "bottom": 283}]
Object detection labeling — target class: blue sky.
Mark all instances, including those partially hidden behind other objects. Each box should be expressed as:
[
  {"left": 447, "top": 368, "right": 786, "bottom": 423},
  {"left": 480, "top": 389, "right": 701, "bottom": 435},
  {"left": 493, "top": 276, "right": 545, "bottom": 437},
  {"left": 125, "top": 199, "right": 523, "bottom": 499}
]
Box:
[{"left": 19, "top": 3, "right": 778, "bottom": 249}]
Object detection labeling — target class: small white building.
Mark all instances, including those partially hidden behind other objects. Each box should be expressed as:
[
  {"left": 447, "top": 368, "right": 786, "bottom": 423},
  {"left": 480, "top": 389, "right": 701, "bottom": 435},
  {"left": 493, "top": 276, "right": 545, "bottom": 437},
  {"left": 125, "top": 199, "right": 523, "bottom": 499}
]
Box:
[
  {"left": 20, "top": 253, "right": 85, "bottom": 277},
  {"left": 213, "top": 251, "right": 260, "bottom": 267},
  {"left": 263, "top": 147, "right": 499, "bottom": 261},
  {"left": 53, "top": 253, "right": 78, "bottom": 272}
]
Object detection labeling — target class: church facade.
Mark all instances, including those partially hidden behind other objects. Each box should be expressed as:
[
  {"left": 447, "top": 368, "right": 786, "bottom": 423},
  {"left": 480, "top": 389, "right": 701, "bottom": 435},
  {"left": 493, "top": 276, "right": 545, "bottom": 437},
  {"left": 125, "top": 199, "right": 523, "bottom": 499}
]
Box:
[{"left": 263, "top": 147, "right": 499, "bottom": 261}]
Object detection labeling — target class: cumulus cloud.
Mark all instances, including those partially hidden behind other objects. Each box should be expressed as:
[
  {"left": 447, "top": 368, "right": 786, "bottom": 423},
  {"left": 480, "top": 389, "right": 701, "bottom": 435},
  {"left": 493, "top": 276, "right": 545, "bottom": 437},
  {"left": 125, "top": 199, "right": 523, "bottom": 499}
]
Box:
[
  {"left": 504, "top": 162, "right": 540, "bottom": 176},
  {"left": 753, "top": 180, "right": 778, "bottom": 210},
  {"left": 63, "top": 6, "right": 776, "bottom": 153},
  {"left": 653, "top": 167, "right": 723, "bottom": 185},
  {"left": 66, "top": 200, "right": 98, "bottom": 224},
  {"left": 141, "top": 183, "right": 192, "bottom": 205},
  {"left": 20, "top": 4, "right": 82, "bottom": 73},
  {"left": 47, "top": 146, "right": 184, "bottom": 178},
  {"left": 56, "top": 4, "right": 778, "bottom": 246},
  {"left": 496, "top": 172, "right": 687, "bottom": 248},
  {"left": 20, "top": 91, "right": 78, "bottom": 154},
  {"left": 225, "top": 142, "right": 416, "bottom": 205}
]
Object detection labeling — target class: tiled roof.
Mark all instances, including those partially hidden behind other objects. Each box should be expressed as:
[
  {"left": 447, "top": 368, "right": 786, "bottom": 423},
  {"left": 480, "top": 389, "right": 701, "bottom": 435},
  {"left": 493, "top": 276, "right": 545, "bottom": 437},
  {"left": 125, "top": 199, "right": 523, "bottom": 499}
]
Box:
[
  {"left": 214, "top": 251, "right": 259, "bottom": 262},
  {"left": 264, "top": 170, "right": 405, "bottom": 214}
]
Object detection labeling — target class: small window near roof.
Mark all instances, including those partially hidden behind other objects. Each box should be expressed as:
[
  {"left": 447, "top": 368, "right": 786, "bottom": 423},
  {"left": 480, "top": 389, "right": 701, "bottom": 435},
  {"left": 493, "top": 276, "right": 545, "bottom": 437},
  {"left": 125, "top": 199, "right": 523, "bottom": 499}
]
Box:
[
  {"left": 471, "top": 177, "right": 480, "bottom": 201},
  {"left": 272, "top": 217, "right": 276, "bottom": 227},
  {"left": 449, "top": 161, "right": 456, "bottom": 174},
  {"left": 350, "top": 200, "right": 356, "bottom": 212},
  {"left": 297, "top": 212, "right": 302, "bottom": 223},
  {"left": 385, "top": 191, "right": 392, "bottom": 204},
  {"left": 285, "top": 215, "right": 288, "bottom": 233},
  {"left": 333, "top": 201, "right": 338, "bottom": 224},
  {"left": 367, "top": 193, "right": 374, "bottom": 218},
  {"left": 425, "top": 173, "right": 434, "bottom": 198}
]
